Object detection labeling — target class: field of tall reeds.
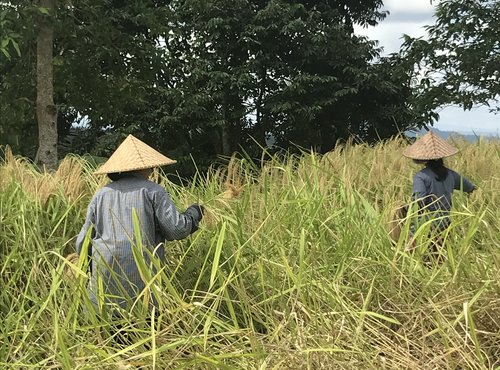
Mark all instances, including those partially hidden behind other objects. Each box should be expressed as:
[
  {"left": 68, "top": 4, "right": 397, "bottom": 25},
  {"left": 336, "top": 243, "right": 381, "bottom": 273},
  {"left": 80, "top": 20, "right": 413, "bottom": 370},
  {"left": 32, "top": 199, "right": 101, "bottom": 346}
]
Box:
[{"left": 1, "top": 136, "right": 499, "bottom": 369}]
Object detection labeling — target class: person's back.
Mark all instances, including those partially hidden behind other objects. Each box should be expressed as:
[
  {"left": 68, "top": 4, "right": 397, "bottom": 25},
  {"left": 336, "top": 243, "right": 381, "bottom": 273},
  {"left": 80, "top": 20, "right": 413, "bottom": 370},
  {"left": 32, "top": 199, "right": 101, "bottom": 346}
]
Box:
[
  {"left": 403, "top": 131, "right": 476, "bottom": 233},
  {"left": 76, "top": 135, "right": 203, "bottom": 311},
  {"left": 413, "top": 166, "right": 475, "bottom": 217}
]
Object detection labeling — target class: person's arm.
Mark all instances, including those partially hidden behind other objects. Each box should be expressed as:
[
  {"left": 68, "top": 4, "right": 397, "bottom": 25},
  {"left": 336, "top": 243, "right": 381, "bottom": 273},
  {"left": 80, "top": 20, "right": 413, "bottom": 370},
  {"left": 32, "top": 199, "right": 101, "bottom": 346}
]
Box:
[
  {"left": 452, "top": 171, "right": 476, "bottom": 193},
  {"left": 153, "top": 189, "right": 203, "bottom": 241},
  {"left": 76, "top": 199, "right": 96, "bottom": 255}
]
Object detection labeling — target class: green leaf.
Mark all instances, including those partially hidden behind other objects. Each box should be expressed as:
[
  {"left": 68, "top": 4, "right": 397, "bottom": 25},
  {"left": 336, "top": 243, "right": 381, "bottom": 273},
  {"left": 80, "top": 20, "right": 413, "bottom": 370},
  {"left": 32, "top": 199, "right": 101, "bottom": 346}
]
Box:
[
  {"left": 1, "top": 46, "right": 10, "bottom": 59},
  {"left": 38, "top": 7, "right": 50, "bottom": 15},
  {"left": 209, "top": 221, "right": 226, "bottom": 290},
  {"left": 10, "top": 39, "right": 20, "bottom": 57}
]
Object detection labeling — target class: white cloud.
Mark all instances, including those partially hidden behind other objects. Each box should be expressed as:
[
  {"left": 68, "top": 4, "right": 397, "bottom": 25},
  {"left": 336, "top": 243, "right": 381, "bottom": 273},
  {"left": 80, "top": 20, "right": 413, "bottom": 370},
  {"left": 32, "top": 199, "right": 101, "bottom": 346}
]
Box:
[
  {"left": 355, "top": 0, "right": 434, "bottom": 54},
  {"left": 356, "top": 22, "right": 428, "bottom": 54},
  {"left": 382, "top": 0, "right": 434, "bottom": 13},
  {"left": 354, "top": 0, "right": 499, "bottom": 134},
  {"left": 435, "top": 107, "right": 499, "bottom": 134}
]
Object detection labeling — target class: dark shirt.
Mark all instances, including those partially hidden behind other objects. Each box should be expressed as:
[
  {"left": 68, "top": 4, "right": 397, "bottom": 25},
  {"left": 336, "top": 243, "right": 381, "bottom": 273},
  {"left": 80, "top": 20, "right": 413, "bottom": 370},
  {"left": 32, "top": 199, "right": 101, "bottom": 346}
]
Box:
[
  {"left": 76, "top": 175, "right": 197, "bottom": 309},
  {"left": 412, "top": 167, "right": 475, "bottom": 229}
]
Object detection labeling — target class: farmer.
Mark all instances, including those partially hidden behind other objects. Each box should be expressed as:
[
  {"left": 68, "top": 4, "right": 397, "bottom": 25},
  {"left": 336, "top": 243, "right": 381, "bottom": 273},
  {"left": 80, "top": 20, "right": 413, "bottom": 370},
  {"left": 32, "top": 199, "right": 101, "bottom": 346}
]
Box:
[
  {"left": 403, "top": 131, "right": 476, "bottom": 257},
  {"left": 75, "top": 134, "right": 203, "bottom": 312}
]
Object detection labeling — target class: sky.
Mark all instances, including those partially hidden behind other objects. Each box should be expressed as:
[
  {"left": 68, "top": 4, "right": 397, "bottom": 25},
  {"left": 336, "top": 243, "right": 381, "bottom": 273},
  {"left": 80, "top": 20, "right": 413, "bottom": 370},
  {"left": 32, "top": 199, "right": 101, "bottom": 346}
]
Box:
[{"left": 354, "top": 0, "right": 499, "bottom": 135}]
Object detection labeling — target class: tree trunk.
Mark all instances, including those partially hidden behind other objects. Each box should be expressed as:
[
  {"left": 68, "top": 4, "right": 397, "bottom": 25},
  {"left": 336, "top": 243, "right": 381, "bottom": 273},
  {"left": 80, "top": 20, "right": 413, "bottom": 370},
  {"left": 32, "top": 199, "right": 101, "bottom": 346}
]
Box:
[{"left": 36, "top": 0, "right": 58, "bottom": 171}]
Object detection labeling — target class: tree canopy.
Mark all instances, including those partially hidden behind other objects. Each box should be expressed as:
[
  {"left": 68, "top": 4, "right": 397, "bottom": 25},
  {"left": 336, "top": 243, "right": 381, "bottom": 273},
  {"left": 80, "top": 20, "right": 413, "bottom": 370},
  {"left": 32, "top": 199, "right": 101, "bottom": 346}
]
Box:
[
  {"left": 0, "top": 0, "right": 459, "bottom": 174},
  {"left": 401, "top": 0, "right": 500, "bottom": 114}
]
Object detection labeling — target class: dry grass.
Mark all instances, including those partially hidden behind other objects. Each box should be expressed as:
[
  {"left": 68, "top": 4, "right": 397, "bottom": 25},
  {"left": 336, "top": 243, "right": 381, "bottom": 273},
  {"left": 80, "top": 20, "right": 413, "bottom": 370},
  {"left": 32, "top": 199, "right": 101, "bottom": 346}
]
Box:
[
  {"left": 1, "top": 136, "right": 499, "bottom": 369},
  {"left": 0, "top": 146, "right": 104, "bottom": 204}
]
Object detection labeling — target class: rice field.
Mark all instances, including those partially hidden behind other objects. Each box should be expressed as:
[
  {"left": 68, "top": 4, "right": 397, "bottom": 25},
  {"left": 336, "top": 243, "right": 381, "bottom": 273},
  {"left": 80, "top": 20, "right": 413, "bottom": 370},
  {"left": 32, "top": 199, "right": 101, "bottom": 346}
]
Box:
[{"left": 1, "top": 136, "right": 499, "bottom": 369}]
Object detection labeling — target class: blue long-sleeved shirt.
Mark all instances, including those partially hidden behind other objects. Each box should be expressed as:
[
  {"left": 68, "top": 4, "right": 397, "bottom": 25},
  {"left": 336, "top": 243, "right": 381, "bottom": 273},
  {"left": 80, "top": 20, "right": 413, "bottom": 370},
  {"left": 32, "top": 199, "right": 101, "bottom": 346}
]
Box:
[
  {"left": 76, "top": 174, "right": 198, "bottom": 310},
  {"left": 412, "top": 167, "right": 475, "bottom": 229}
]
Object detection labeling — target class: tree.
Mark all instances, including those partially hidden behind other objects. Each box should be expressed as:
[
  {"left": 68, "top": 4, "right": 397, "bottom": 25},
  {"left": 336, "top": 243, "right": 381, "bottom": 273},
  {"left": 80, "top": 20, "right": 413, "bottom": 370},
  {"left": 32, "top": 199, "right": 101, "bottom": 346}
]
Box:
[
  {"left": 241, "top": 0, "right": 421, "bottom": 151},
  {"left": 0, "top": 5, "right": 29, "bottom": 156},
  {"left": 401, "top": 0, "right": 500, "bottom": 114},
  {"left": 0, "top": 7, "right": 21, "bottom": 59},
  {"left": 166, "top": 0, "right": 421, "bottom": 156},
  {"left": 36, "top": 0, "right": 58, "bottom": 169},
  {"left": 0, "top": 1, "right": 58, "bottom": 169},
  {"left": 1, "top": 0, "right": 426, "bottom": 174},
  {"left": 1, "top": 0, "right": 178, "bottom": 160}
]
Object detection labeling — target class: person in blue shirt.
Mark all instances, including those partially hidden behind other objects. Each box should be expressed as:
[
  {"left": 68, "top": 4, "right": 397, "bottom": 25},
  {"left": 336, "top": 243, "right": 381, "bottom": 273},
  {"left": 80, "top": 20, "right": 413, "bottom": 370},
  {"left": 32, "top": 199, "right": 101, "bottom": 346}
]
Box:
[
  {"left": 403, "top": 131, "right": 476, "bottom": 259},
  {"left": 411, "top": 158, "right": 476, "bottom": 230},
  {"left": 76, "top": 135, "right": 203, "bottom": 313}
]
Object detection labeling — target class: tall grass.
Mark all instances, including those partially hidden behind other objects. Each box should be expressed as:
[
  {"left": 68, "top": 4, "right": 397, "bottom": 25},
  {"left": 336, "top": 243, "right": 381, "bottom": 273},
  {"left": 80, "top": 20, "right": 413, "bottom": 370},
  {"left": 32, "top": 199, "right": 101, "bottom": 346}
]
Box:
[{"left": 1, "top": 137, "right": 499, "bottom": 369}]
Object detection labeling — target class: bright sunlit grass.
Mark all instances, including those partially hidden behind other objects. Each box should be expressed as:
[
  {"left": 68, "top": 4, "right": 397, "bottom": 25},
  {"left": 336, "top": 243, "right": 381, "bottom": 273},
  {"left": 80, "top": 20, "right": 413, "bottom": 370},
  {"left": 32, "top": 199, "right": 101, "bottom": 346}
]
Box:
[{"left": 1, "top": 137, "right": 499, "bottom": 369}]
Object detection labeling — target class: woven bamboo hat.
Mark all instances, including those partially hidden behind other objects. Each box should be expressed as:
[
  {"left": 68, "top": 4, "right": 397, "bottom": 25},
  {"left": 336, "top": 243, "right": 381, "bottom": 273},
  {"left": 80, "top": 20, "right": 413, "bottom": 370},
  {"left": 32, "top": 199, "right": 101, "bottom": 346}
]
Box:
[
  {"left": 403, "top": 131, "right": 459, "bottom": 160},
  {"left": 94, "top": 134, "right": 176, "bottom": 174}
]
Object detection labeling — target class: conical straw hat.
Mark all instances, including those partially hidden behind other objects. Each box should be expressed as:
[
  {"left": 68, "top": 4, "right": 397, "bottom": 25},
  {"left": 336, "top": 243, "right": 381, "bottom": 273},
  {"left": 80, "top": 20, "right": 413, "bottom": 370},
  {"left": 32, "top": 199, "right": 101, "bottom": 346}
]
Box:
[
  {"left": 94, "top": 135, "right": 176, "bottom": 174},
  {"left": 403, "top": 131, "right": 458, "bottom": 160}
]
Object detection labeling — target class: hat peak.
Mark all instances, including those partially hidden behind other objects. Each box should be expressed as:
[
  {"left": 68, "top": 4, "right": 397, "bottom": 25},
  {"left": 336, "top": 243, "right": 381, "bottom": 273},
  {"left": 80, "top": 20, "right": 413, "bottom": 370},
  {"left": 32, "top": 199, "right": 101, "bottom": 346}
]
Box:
[
  {"left": 94, "top": 134, "right": 176, "bottom": 174},
  {"left": 403, "top": 130, "right": 458, "bottom": 160}
]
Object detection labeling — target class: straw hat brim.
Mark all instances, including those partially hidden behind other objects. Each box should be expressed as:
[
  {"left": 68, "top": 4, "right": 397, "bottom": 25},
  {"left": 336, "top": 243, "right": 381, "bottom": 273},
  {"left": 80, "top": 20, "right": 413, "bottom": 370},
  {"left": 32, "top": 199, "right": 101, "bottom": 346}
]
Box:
[
  {"left": 94, "top": 135, "right": 177, "bottom": 174},
  {"left": 403, "top": 131, "right": 459, "bottom": 160}
]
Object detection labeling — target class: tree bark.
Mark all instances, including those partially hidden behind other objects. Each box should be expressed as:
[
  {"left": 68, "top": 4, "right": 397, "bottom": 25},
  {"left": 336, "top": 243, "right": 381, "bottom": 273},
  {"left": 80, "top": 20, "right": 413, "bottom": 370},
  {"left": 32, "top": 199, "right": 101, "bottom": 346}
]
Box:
[{"left": 36, "top": 0, "right": 58, "bottom": 170}]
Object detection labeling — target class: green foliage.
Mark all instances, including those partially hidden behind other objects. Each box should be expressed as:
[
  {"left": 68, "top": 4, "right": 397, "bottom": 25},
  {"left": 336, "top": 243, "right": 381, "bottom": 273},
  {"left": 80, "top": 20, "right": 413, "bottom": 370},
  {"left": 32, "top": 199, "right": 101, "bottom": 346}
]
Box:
[
  {"left": 0, "top": 2, "right": 40, "bottom": 158},
  {"left": 1, "top": 138, "right": 499, "bottom": 368},
  {"left": 0, "top": 8, "right": 21, "bottom": 59},
  {"left": 401, "top": 0, "right": 500, "bottom": 113},
  {"left": 1, "top": 0, "right": 426, "bottom": 173}
]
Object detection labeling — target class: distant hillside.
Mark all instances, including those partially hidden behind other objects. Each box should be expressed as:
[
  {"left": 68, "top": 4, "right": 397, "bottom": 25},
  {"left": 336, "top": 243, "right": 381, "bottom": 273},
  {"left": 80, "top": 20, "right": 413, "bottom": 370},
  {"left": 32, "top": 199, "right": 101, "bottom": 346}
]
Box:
[{"left": 406, "top": 128, "right": 499, "bottom": 142}]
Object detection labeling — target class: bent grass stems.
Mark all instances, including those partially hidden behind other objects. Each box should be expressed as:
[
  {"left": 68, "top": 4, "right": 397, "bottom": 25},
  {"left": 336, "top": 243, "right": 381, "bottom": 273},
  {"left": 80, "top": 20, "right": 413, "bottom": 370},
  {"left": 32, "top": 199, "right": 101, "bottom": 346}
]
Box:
[{"left": 1, "top": 138, "right": 499, "bottom": 369}]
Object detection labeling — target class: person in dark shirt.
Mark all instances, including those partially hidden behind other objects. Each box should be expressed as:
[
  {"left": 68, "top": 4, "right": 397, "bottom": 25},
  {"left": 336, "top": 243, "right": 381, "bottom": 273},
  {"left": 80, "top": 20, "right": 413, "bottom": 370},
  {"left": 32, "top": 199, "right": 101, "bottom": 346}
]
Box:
[
  {"left": 403, "top": 131, "right": 476, "bottom": 260},
  {"left": 76, "top": 134, "right": 203, "bottom": 312}
]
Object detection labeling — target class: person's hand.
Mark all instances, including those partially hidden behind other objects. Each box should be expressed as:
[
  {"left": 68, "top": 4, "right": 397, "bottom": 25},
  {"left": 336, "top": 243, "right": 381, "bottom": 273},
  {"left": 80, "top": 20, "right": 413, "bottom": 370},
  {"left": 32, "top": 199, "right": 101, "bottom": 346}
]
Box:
[
  {"left": 185, "top": 204, "right": 204, "bottom": 222},
  {"left": 185, "top": 204, "right": 204, "bottom": 233}
]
